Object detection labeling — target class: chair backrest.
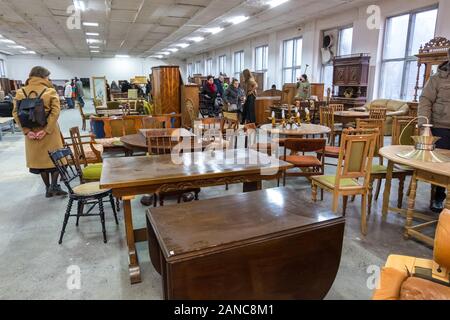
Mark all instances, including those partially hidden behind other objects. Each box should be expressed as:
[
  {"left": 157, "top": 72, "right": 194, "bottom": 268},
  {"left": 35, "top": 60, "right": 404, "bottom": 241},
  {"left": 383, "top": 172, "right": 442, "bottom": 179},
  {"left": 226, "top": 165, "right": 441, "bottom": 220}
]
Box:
[
  {"left": 48, "top": 148, "right": 82, "bottom": 194},
  {"left": 335, "top": 128, "right": 378, "bottom": 186},
  {"left": 222, "top": 111, "right": 239, "bottom": 122},
  {"left": 356, "top": 119, "right": 384, "bottom": 163},
  {"left": 369, "top": 107, "right": 387, "bottom": 120},
  {"left": 221, "top": 116, "right": 239, "bottom": 132},
  {"left": 69, "top": 126, "right": 89, "bottom": 167},
  {"left": 146, "top": 130, "right": 180, "bottom": 155},
  {"left": 185, "top": 99, "right": 196, "bottom": 127},
  {"left": 330, "top": 104, "right": 344, "bottom": 112},
  {"left": 142, "top": 116, "right": 171, "bottom": 129},
  {"left": 104, "top": 117, "right": 125, "bottom": 138},
  {"left": 319, "top": 106, "right": 334, "bottom": 128},
  {"left": 392, "top": 116, "right": 418, "bottom": 146},
  {"left": 106, "top": 101, "right": 121, "bottom": 110}
]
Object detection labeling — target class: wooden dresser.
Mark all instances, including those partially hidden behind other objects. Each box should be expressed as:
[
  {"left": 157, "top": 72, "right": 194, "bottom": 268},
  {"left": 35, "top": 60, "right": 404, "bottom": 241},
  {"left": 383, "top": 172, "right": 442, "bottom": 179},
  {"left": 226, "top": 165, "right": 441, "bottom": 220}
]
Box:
[
  {"left": 151, "top": 66, "right": 182, "bottom": 117},
  {"left": 255, "top": 96, "right": 281, "bottom": 125},
  {"left": 146, "top": 188, "right": 345, "bottom": 300}
]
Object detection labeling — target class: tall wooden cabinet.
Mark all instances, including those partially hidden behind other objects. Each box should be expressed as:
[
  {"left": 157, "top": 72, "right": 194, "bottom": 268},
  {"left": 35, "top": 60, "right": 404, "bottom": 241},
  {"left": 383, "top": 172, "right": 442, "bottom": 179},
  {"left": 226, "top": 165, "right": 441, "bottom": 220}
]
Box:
[
  {"left": 151, "top": 66, "right": 182, "bottom": 117},
  {"left": 332, "top": 54, "right": 370, "bottom": 109}
]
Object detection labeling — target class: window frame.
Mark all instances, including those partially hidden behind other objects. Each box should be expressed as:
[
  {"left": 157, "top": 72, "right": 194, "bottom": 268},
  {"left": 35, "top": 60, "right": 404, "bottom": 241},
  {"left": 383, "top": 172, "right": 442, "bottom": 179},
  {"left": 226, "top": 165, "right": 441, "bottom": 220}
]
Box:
[
  {"left": 0, "top": 59, "right": 5, "bottom": 77},
  {"left": 187, "top": 63, "right": 193, "bottom": 78},
  {"left": 255, "top": 45, "right": 269, "bottom": 89},
  {"left": 194, "top": 61, "right": 201, "bottom": 75},
  {"left": 218, "top": 55, "right": 227, "bottom": 75},
  {"left": 282, "top": 37, "right": 302, "bottom": 84},
  {"left": 205, "top": 58, "right": 213, "bottom": 76},
  {"left": 233, "top": 50, "right": 244, "bottom": 79},
  {"left": 379, "top": 5, "right": 438, "bottom": 100}
]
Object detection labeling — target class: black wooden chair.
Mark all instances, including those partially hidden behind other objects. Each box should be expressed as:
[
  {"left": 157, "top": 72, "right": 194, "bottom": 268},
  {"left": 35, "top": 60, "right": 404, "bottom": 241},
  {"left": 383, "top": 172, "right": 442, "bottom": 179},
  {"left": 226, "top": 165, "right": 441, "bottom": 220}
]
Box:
[{"left": 48, "top": 148, "right": 119, "bottom": 244}]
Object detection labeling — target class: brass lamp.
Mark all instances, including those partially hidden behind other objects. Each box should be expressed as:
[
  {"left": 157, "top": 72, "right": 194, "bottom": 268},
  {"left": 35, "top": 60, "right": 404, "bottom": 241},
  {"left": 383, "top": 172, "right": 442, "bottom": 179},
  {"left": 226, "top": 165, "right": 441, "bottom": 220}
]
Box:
[{"left": 397, "top": 123, "right": 450, "bottom": 163}]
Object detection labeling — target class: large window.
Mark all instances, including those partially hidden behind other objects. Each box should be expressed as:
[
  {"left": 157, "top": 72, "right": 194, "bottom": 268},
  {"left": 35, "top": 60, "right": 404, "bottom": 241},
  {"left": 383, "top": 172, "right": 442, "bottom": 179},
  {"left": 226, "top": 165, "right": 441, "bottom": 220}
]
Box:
[
  {"left": 282, "top": 37, "right": 302, "bottom": 83},
  {"left": 205, "top": 58, "right": 213, "bottom": 76},
  {"left": 186, "top": 63, "right": 193, "bottom": 78},
  {"left": 0, "top": 59, "right": 5, "bottom": 77},
  {"left": 379, "top": 6, "right": 438, "bottom": 100},
  {"left": 218, "top": 55, "right": 227, "bottom": 75},
  {"left": 321, "top": 26, "right": 353, "bottom": 92},
  {"left": 234, "top": 50, "right": 244, "bottom": 79},
  {"left": 255, "top": 45, "right": 268, "bottom": 89},
  {"left": 194, "top": 61, "right": 201, "bottom": 74}
]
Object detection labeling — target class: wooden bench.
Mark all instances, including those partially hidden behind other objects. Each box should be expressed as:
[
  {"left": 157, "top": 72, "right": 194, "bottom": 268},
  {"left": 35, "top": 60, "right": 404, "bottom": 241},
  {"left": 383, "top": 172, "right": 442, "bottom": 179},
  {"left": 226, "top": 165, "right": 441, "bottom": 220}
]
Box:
[
  {"left": 146, "top": 187, "right": 345, "bottom": 300},
  {"left": 0, "top": 117, "right": 15, "bottom": 141}
]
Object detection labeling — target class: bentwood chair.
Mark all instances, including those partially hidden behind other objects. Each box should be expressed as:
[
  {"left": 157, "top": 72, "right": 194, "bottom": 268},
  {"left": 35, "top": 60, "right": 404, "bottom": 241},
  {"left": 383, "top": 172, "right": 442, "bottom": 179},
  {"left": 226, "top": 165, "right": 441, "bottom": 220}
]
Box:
[
  {"left": 281, "top": 138, "right": 326, "bottom": 186},
  {"left": 77, "top": 104, "right": 95, "bottom": 131},
  {"left": 311, "top": 128, "right": 378, "bottom": 235},
  {"left": 146, "top": 132, "right": 200, "bottom": 206},
  {"left": 356, "top": 119, "right": 409, "bottom": 215},
  {"left": 49, "top": 148, "right": 118, "bottom": 244}
]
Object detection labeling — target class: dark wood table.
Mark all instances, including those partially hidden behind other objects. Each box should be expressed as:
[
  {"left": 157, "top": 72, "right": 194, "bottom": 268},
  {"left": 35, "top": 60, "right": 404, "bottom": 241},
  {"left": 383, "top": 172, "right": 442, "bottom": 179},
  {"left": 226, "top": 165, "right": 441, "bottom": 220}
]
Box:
[
  {"left": 100, "top": 149, "right": 293, "bottom": 284},
  {"left": 147, "top": 187, "right": 345, "bottom": 299}
]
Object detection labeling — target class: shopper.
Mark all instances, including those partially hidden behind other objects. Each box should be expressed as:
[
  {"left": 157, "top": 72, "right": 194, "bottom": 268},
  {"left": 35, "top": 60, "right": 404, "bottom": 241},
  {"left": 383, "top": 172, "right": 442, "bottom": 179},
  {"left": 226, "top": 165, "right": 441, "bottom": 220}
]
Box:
[
  {"left": 202, "top": 75, "right": 218, "bottom": 117},
  {"left": 12, "top": 66, "right": 67, "bottom": 198},
  {"left": 242, "top": 69, "right": 258, "bottom": 124},
  {"left": 64, "top": 81, "right": 74, "bottom": 109},
  {"left": 75, "top": 77, "right": 85, "bottom": 108}
]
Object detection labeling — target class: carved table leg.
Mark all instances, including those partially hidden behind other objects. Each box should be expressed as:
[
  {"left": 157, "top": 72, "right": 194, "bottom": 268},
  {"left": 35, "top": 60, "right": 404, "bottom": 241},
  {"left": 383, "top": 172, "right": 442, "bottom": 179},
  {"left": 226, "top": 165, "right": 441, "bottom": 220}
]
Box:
[
  {"left": 382, "top": 160, "right": 394, "bottom": 222},
  {"left": 404, "top": 171, "right": 418, "bottom": 239},
  {"left": 123, "top": 196, "right": 141, "bottom": 284}
]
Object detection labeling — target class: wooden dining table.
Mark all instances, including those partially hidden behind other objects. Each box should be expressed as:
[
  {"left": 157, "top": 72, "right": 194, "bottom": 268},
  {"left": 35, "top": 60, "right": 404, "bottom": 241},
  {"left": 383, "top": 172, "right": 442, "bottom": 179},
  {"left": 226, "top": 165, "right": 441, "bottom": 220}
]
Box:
[
  {"left": 100, "top": 149, "right": 293, "bottom": 284},
  {"left": 380, "top": 145, "right": 450, "bottom": 246},
  {"left": 260, "top": 123, "right": 331, "bottom": 137}
]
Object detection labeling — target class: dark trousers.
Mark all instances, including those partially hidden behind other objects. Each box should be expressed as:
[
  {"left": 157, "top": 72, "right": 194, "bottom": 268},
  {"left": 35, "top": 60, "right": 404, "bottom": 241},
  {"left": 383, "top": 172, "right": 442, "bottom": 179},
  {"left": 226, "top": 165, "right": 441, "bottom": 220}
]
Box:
[
  {"left": 431, "top": 128, "right": 450, "bottom": 202},
  {"left": 66, "top": 98, "right": 74, "bottom": 109},
  {"left": 77, "top": 96, "right": 85, "bottom": 108}
]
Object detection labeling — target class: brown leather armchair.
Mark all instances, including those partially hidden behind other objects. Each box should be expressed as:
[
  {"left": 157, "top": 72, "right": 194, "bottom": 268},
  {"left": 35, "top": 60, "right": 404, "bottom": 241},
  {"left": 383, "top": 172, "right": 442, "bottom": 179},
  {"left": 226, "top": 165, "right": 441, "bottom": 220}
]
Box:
[{"left": 373, "top": 209, "right": 450, "bottom": 300}]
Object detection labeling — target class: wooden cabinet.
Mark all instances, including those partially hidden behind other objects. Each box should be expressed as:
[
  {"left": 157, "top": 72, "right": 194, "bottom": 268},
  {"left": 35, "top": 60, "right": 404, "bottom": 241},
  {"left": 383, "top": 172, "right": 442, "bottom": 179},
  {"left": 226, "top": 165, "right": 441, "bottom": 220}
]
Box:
[
  {"left": 151, "top": 66, "right": 182, "bottom": 121},
  {"left": 256, "top": 96, "right": 281, "bottom": 125},
  {"left": 332, "top": 54, "right": 370, "bottom": 109},
  {"left": 181, "top": 84, "right": 200, "bottom": 128}
]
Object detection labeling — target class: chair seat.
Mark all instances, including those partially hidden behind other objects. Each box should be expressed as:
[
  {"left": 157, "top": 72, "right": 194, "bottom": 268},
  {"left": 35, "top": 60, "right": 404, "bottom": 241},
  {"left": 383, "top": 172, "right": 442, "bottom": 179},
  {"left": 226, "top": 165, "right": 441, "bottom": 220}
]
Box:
[
  {"left": 73, "top": 182, "right": 110, "bottom": 196},
  {"left": 281, "top": 155, "right": 322, "bottom": 167},
  {"left": 371, "top": 164, "right": 409, "bottom": 174},
  {"left": 82, "top": 163, "right": 103, "bottom": 181},
  {"left": 312, "top": 175, "right": 362, "bottom": 189},
  {"left": 70, "top": 144, "right": 104, "bottom": 161},
  {"left": 95, "top": 137, "right": 123, "bottom": 148}
]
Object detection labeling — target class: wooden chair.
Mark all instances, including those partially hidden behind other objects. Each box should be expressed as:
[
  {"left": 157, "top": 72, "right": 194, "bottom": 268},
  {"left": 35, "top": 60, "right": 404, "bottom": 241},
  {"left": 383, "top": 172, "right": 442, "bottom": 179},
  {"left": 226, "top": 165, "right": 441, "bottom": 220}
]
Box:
[
  {"left": 244, "top": 123, "right": 274, "bottom": 156},
  {"left": 369, "top": 107, "right": 387, "bottom": 121},
  {"left": 281, "top": 138, "right": 326, "bottom": 186},
  {"left": 146, "top": 132, "right": 200, "bottom": 206},
  {"left": 391, "top": 116, "right": 418, "bottom": 146},
  {"left": 48, "top": 148, "right": 118, "bottom": 244},
  {"left": 69, "top": 127, "right": 103, "bottom": 167},
  {"left": 317, "top": 106, "right": 341, "bottom": 164},
  {"left": 356, "top": 119, "right": 410, "bottom": 215},
  {"left": 142, "top": 116, "right": 172, "bottom": 129},
  {"left": 311, "top": 128, "right": 378, "bottom": 235},
  {"left": 184, "top": 98, "right": 197, "bottom": 130},
  {"left": 77, "top": 104, "right": 95, "bottom": 131}
]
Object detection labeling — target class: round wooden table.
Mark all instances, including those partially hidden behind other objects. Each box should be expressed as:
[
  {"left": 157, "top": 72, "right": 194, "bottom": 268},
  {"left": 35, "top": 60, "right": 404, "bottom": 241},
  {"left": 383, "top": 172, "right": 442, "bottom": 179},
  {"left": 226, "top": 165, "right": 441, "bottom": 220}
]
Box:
[
  {"left": 260, "top": 123, "right": 331, "bottom": 137},
  {"left": 379, "top": 145, "right": 450, "bottom": 246}
]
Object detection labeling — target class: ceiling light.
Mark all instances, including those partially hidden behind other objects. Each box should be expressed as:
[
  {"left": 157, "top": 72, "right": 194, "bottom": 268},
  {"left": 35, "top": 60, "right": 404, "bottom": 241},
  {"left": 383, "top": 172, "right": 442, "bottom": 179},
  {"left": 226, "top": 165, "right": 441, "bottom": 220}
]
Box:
[
  {"left": 188, "top": 37, "right": 204, "bottom": 42},
  {"left": 74, "top": 0, "right": 86, "bottom": 11},
  {"left": 150, "top": 55, "right": 164, "bottom": 59},
  {"left": 266, "top": 0, "right": 289, "bottom": 8},
  {"left": 158, "top": 52, "right": 171, "bottom": 55},
  {"left": 0, "top": 39, "right": 16, "bottom": 44},
  {"left": 86, "top": 39, "right": 101, "bottom": 44},
  {"left": 21, "top": 51, "right": 36, "bottom": 54},
  {"left": 115, "top": 54, "right": 129, "bottom": 58},
  {"left": 89, "top": 46, "right": 100, "bottom": 49},
  {"left": 175, "top": 43, "right": 190, "bottom": 48},
  {"left": 83, "top": 22, "right": 99, "bottom": 27},
  {"left": 167, "top": 48, "right": 178, "bottom": 52},
  {"left": 86, "top": 32, "right": 99, "bottom": 36},
  {"left": 8, "top": 45, "right": 26, "bottom": 49},
  {"left": 90, "top": 50, "right": 100, "bottom": 53},
  {"left": 227, "top": 16, "right": 249, "bottom": 25},
  {"left": 203, "top": 27, "right": 223, "bottom": 34}
]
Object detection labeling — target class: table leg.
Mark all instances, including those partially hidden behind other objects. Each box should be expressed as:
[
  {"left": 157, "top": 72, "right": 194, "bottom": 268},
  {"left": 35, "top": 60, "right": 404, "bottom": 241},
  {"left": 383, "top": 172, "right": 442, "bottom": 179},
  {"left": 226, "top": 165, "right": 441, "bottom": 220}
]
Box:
[
  {"left": 123, "top": 196, "right": 141, "bottom": 284},
  {"left": 243, "top": 180, "right": 262, "bottom": 192},
  {"left": 382, "top": 160, "right": 394, "bottom": 221},
  {"left": 404, "top": 171, "right": 418, "bottom": 239}
]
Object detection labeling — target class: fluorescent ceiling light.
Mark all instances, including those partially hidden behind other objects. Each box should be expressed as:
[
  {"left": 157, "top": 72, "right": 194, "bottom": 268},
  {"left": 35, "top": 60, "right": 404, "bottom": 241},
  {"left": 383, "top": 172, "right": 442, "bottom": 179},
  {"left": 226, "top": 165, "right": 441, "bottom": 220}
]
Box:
[
  {"left": 227, "top": 16, "right": 249, "bottom": 25},
  {"left": 150, "top": 55, "right": 164, "bottom": 59},
  {"left": 90, "top": 50, "right": 100, "bottom": 53},
  {"left": 203, "top": 27, "right": 223, "bottom": 34},
  {"left": 21, "top": 51, "right": 36, "bottom": 54},
  {"left": 89, "top": 46, "right": 100, "bottom": 49},
  {"left": 167, "top": 48, "right": 178, "bottom": 52},
  {"left": 188, "top": 37, "right": 204, "bottom": 42},
  {"left": 83, "top": 22, "right": 99, "bottom": 27},
  {"left": 86, "top": 32, "right": 99, "bottom": 36},
  {"left": 175, "top": 43, "right": 190, "bottom": 48},
  {"left": 74, "top": 0, "right": 86, "bottom": 11},
  {"left": 8, "top": 45, "right": 26, "bottom": 49},
  {"left": 115, "top": 54, "right": 129, "bottom": 58},
  {"left": 0, "top": 39, "right": 16, "bottom": 44},
  {"left": 86, "top": 38, "right": 101, "bottom": 44},
  {"left": 158, "top": 52, "right": 171, "bottom": 55},
  {"left": 266, "top": 0, "right": 289, "bottom": 8}
]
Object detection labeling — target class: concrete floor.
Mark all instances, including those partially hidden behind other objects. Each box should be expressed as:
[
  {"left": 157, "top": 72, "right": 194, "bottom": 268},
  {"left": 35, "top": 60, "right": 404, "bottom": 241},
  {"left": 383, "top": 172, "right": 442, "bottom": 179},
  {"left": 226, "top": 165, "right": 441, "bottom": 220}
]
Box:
[{"left": 0, "top": 102, "right": 436, "bottom": 300}]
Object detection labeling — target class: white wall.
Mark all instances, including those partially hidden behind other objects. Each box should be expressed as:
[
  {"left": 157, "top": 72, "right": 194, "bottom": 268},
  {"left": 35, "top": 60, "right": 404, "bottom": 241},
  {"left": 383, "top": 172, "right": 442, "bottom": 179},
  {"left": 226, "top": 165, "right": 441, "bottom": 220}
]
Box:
[
  {"left": 186, "top": 0, "right": 445, "bottom": 98},
  {"left": 5, "top": 56, "right": 185, "bottom": 83},
  {"left": 0, "top": 53, "right": 7, "bottom": 77}
]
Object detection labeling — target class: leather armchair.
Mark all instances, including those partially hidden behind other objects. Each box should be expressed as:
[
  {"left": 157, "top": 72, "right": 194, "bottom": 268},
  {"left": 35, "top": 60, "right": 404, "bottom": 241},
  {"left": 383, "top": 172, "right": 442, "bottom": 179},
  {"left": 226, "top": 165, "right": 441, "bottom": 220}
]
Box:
[
  {"left": 373, "top": 209, "right": 450, "bottom": 300},
  {"left": 351, "top": 99, "right": 409, "bottom": 135}
]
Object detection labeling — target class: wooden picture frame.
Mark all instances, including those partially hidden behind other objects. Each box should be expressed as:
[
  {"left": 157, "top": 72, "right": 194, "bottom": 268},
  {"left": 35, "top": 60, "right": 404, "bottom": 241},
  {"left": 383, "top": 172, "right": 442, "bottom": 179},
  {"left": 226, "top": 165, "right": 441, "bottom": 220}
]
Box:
[{"left": 92, "top": 76, "right": 107, "bottom": 106}]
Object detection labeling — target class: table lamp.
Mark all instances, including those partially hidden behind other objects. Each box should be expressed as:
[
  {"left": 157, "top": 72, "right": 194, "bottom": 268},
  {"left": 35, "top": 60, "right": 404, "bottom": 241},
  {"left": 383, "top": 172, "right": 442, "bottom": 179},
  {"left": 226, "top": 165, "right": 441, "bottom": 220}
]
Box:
[{"left": 397, "top": 120, "right": 450, "bottom": 163}]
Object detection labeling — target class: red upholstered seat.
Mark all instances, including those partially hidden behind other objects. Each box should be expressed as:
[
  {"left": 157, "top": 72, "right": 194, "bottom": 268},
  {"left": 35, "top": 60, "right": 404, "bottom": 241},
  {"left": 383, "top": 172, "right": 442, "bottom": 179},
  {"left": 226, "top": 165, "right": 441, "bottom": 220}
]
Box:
[{"left": 280, "top": 155, "right": 322, "bottom": 167}]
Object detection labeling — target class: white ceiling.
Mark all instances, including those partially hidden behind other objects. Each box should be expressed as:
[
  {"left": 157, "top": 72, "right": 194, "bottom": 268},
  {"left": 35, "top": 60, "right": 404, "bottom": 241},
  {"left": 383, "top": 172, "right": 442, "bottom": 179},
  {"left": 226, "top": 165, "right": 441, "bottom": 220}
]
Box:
[{"left": 0, "top": 0, "right": 371, "bottom": 59}]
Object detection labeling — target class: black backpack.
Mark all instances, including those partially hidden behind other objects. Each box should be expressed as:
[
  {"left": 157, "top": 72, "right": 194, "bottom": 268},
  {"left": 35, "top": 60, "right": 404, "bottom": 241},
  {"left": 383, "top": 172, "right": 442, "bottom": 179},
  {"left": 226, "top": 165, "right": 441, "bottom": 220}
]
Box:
[{"left": 17, "top": 88, "right": 48, "bottom": 128}]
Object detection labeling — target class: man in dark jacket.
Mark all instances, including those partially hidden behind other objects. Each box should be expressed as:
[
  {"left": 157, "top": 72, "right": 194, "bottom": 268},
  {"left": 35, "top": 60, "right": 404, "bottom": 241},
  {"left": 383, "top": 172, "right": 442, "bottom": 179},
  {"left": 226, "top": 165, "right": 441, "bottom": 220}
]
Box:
[
  {"left": 214, "top": 75, "right": 225, "bottom": 98},
  {"left": 418, "top": 48, "right": 450, "bottom": 212}
]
